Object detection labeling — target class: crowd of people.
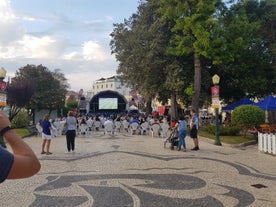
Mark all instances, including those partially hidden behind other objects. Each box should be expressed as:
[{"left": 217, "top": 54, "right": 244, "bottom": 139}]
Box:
[
  {"left": 35, "top": 109, "right": 200, "bottom": 156},
  {"left": 0, "top": 108, "right": 200, "bottom": 185}
]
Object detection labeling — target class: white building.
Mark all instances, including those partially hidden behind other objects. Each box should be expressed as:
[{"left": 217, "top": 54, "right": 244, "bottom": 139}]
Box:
[{"left": 91, "top": 75, "right": 133, "bottom": 100}]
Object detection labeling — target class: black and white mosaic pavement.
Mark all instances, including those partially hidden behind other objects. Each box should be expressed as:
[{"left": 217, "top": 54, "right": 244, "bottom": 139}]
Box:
[{"left": 2, "top": 132, "right": 276, "bottom": 207}]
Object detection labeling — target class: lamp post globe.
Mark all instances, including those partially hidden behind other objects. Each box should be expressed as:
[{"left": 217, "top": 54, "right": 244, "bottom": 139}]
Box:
[
  {"left": 0, "top": 67, "right": 7, "bottom": 80},
  {"left": 212, "top": 74, "right": 220, "bottom": 85}
]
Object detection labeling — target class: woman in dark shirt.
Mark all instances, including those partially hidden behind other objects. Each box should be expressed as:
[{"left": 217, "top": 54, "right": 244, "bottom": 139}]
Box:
[{"left": 41, "top": 114, "right": 53, "bottom": 155}]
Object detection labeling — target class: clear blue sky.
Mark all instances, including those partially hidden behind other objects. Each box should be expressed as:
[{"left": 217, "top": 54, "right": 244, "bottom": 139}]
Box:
[{"left": 0, "top": 0, "right": 140, "bottom": 92}]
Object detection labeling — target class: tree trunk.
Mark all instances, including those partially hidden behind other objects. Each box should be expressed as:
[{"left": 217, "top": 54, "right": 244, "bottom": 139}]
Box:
[
  {"left": 145, "top": 99, "right": 152, "bottom": 116},
  {"left": 191, "top": 53, "right": 201, "bottom": 114},
  {"left": 170, "top": 92, "right": 178, "bottom": 121}
]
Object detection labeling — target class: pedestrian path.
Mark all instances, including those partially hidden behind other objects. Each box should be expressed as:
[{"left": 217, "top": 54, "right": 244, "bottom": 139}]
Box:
[{"left": 1, "top": 130, "right": 275, "bottom": 207}]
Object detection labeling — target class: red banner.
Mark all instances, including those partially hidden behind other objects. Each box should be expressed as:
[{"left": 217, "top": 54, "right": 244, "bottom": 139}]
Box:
[
  {"left": 0, "top": 81, "right": 7, "bottom": 94},
  {"left": 211, "top": 86, "right": 220, "bottom": 108},
  {"left": 0, "top": 81, "right": 7, "bottom": 107},
  {"left": 211, "top": 86, "right": 220, "bottom": 98}
]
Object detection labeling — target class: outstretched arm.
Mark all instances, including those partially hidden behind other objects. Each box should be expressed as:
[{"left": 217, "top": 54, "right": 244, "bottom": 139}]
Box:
[{"left": 0, "top": 110, "right": 41, "bottom": 179}]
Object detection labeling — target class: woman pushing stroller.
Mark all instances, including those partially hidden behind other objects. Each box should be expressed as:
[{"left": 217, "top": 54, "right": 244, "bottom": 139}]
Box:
[
  {"left": 163, "top": 127, "right": 179, "bottom": 149},
  {"left": 175, "top": 115, "right": 188, "bottom": 152},
  {"left": 164, "top": 115, "right": 188, "bottom": 151}
]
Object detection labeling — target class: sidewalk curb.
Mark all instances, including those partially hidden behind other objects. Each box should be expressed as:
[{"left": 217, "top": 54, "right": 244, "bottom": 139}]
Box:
[
  {"left": 230, "top": 140, "right": 257, "bottom": 148},
  {"left": 199, "top": 136, "right": 257, "bottom": 148}
]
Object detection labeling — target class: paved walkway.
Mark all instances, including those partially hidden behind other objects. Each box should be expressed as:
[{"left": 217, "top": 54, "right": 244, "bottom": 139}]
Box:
[{"left": 1, "top": 130, "right": 276, "bottom": 207}]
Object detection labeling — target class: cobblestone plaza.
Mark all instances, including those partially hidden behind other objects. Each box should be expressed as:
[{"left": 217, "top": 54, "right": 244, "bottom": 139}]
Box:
[{"left": 1, "top": 131, "right": 275, "bottom": 207}]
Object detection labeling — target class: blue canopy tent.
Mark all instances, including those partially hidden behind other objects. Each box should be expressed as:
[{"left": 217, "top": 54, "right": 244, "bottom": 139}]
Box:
[
  {"left": 254, "top": 95, "right": 276, "bottom": 110},
  {"left": 222, "top": 97, "right": 254, "bottom": 111},
  {"left": 254, "top": 95, "right": 276, "bottom": 124}
]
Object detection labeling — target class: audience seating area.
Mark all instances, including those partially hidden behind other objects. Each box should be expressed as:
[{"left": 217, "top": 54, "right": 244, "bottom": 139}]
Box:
[{"left": 50, "top": 115, "right": 175, "bottom": 138}]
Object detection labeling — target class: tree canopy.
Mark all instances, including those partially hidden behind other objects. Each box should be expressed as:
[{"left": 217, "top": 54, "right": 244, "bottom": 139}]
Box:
[
  {"left": 110, "top": 0, "right": 275, "bottom": 114},
  {"left": 110, "top": 0, "right": 194, "bottom": 118},
  {"left": 7, "top": 80, "right": 36, "bottom": 121},
  {"left": 12, "top": 64, "right": 68, "bottom": 115}
]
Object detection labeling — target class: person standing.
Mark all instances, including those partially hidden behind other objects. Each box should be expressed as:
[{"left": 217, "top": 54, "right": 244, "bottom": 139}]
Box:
[
  {"left": 175, "top": 115, "right": 187, "bottom": 152},
  {"left": 65, "top": 111, "right": 77, "bottom": 153},
  {"left": 0, "top": 110, "right": 40, "bottom": 183},
  {"left": 190, "top": 109, "right": 199, "bottom": 150},
  {"left": 41, "top": 114, "right": 53, "bottom": 155}
]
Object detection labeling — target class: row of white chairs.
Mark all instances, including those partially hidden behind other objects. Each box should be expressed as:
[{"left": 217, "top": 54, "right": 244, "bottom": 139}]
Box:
[
  {"left": 114, "top": 121, "right": 170, "bottom": 138},
  {"left": 50, "top": 120, "right": 171, "bottom": 138}
]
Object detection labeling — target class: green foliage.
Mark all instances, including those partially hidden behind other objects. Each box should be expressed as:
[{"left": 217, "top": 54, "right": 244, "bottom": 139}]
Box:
[
  {"left": 231, "top": 105, "right": 265, "bottom": 128},
  {"left": 13, "top": 65, "right": 68, "bottom": 111},
  {"left": 110, "top": 0, "right": 275, "bottom": 113},
  {"left": 199, "top": 129, "right": 256, "bottom": 144},
  {"left": 159, "top": 0, "right": 228, "bottom": 112},
  {"left": 218, "top": 0, "right": 276, "bottom": 102},
  {"left": 7, "top": 80, "right": 36, "bottom": 107},
  {"left": 14, "top": 128, "right": 29, "bottom": 137},
  {"left": 110, "top": 0, "right": 183, "bottom": 115},
  {"left": 66, "top": 100, "right": 78, "bottom": 111},
  {"left": 203, "top": 124, "right": 241, "bottom": 136},
  {"left": 7, "top": 80, "right": 36, "bottom": 122},
  {"left": 11, "top": 110, "right": 30, "bottom": 128}
]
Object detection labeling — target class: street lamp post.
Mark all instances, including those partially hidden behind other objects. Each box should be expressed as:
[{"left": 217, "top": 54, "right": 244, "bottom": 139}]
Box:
[{"left": 211, "top": 74, "right": 222, "bottom": 146}]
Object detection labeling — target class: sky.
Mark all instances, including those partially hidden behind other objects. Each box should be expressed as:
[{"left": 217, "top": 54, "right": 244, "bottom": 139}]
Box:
[{"left": 0, "top": 0, "right": 140, "bottom": 92}]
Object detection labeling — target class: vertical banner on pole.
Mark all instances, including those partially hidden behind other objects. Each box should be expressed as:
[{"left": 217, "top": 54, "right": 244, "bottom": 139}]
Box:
[
  {"left": 211, "top": 86, "right": 220, "bottom": 108},
  {"left": 0, "top": 80, "right": 7, "bottom": 107}
]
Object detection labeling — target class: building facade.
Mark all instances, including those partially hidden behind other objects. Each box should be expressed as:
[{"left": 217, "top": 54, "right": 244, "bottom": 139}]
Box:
[{"left": 91, "top": 76, "right": 132, "bottom": 100}]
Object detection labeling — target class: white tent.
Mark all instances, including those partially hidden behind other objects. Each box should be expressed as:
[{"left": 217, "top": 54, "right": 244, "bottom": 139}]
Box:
[{"left": 129, "top": 105, "right": 138, "bottom": 111}]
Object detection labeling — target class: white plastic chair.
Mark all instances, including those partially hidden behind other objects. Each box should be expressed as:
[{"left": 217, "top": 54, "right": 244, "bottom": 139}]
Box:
[
  {"left": 78, "top": 124, "right": 88, "bottom": 137},
  {"left": 130, "top": 122, "right": 140, "bottom": 135},
  {"left": 93, "top": 121, "right": 101, "bottom": 131},
  {"left": 115, "top": 121, "right": 122, "bottom": 133},
  {"left": 140, "top": 122, "right": 149, "bottom": 135},
  {"left": 51, "top": 124, "right": 58, "bottom": 137},
  {"left": 36, "top": 123, "right": 42, "bottom": 136},
  {"left": 104, "top": 122, "right": 114, "bottom": 135},
  {"left": 86, "top": 119, "right": 94, "bottom": 132},
  {"left": 55, "top": 121, "right": 66, "bottom": 136},
  {"left": 151, "top": 124, "right": 161, "bottom": 137},
  {"left": 122, "top": 120, "right": 129, "bottom": 132},
  {"left": 160, "top": 122, "right": 170, "bottom": 138}
]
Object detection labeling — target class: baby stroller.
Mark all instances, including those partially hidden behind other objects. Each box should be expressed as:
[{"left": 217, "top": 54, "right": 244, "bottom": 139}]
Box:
[{"left": 163, "top": 128, "right": 179, "bottom": 150}]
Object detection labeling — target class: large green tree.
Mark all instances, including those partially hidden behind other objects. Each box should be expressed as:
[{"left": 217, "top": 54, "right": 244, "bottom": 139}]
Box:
[
  {"left": 217, "top": 0, "right": 276, "bottom": 102},
  {"left": 111, "top": 0, "right": 194, "bottom": 119},
  {"left": 159, "top": 0, "right": 226, "bottom": 113},
  {"left": 13, "top": 64, "right": 68, "bottom": 116},
  {"left": 110, "top": 0, "right": 169, "bottom": 115},
  {"left": 111, "top": 0, "right": 275, "bottom": 115}
]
